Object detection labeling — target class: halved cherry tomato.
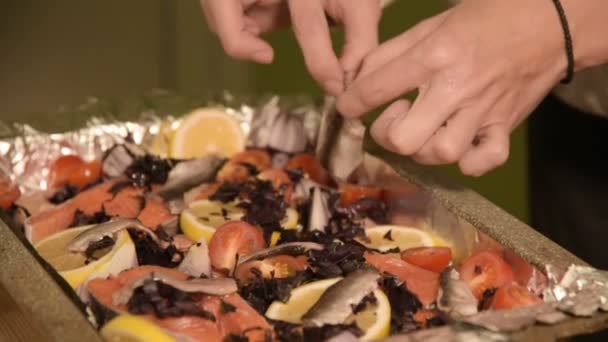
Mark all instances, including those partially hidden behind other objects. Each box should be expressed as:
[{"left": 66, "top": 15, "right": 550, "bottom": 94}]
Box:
[
  {"left": 229, "top": 149, "right": 272, "bottom": 171},
  {"left": 0, "top": 178, "right": 20, "bottom": 210},
  {"left": 234, "top": 255, "right": 308, "bottom": 283},
  {"left": 490, "top": 283, "right": 542, "bottom": 310},
  {"left": 459, "top": 250, "right": 515, "bottom": 300},
  {"left": 49, "top": 155, "right": 101, "bottom": 189},
  {"left": 286, "top": 153, "right": 333, "bottom": 186},
  {"left": 364, "top": 252, "right": 439, "bottom": 307},
  {"left": 208, "top": 221, "right": 267, "bottom": 274},
  {"left": 339, "top": 184, "right": 384, "bottom": 207},
  {"left": 401, "top": 247, "right": 452, "bottom": 273}
]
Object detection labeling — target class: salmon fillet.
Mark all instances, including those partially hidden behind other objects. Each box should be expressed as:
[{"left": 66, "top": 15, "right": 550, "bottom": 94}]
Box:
[
  {"left": 137, "top": 197, "right": 173, "bottom": 229},
  {"left": 103, "top": 186, "right": 144, "bottom": 219},
  {"left": 25, "top": 180, "right": 116, "bottom": 243}
]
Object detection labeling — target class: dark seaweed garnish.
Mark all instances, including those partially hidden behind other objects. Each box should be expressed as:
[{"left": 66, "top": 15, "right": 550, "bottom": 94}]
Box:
[
  {"left": 352, "top": 292, "right": 378, "bottom": 314},
  {"left": 238, "top": 180, "right": 287, "bottom": 245},
  {"left": 306, "top": 236, "right": 366, "bottom": 278},
  {"left": 269, "top": 319, "right": 304, "bottom": 342},
  {"left": 383, "top": 229, "right": 393, "bottom": 241},
  {"left": 479, "top": 287, "right": 497, "bottom": 311},
  {"left": 426, "top": 315, "right": 447, "bottom": 328},
  {"left": 239, "top": 269, "right": 310, "bottom": 314},
  {"left": 380, "top": 275, "right": 423, "bottom": 334},
  {"left": 71, "top": 209, "right": 111, "bottom": 227},
  {"left": 209, "top": 182, "right": 242, "bottom": 203},
  {"left": 125, "top": 155, "right": 172, "bottom": 188},
  {"left": 127, "top": 280, "right": 215, "bottom": 321},
  {"left": 302, "top": 323, "right": 363, "bottom": 341},
  {"left": 128, "top": 229, "right": 182, "bottom": 267},
  {"left": 48, "top": 184, "right": 78, "bottom": 204},
  {"left": 84, "top": 236, "right": 115, "bottom": 261},
  {"left": 221, "top": 300, "right": 237, "bottom": 314},
  {"left": 347, "top": 197, "right": 389, "bottom": 224}
]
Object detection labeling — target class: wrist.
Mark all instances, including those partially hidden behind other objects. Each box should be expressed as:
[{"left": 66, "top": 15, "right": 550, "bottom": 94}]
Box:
[{"left": 559, "top": 0, "right": 608, "bottom": 71}]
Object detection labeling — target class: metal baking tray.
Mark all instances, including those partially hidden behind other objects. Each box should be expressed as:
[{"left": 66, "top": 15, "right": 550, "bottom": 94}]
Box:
[{"left": 1, "top": 91, "right": 607, "bottom": 342}]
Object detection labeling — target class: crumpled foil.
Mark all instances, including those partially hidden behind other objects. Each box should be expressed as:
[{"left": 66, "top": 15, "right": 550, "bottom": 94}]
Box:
[{"left": 0, "top": 92, "right": 321, "bottom": 195}]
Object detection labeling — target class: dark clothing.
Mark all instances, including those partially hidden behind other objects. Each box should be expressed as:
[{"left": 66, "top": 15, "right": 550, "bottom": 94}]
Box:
[{"left": 529, "top": 94, "right": 608, "bottom": 341}]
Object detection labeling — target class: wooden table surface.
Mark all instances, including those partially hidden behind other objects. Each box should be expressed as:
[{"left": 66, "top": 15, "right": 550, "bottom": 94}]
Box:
[{"left": 0, "top": 284, "right": 49, "bottom": 341}]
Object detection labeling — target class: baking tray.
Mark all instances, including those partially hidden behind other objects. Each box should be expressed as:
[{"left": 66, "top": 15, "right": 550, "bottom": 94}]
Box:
[{"left": 1, "top": 91, "right": 607, "bottom": 342}]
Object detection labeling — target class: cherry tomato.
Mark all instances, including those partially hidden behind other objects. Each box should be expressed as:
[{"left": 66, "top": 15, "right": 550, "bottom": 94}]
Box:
[
  {"left": 459, "top": 250, "right": 515, "bottom": 300},
  {"left": 234, "top": 255, "right": 308, "bottom": 283},
  {"left": 49, "top": 155, "right": 101, "bottom": 189},
  {"left": 364, "top": 252, "right": 439, "bottom": 307},
  {"left": 339, "top": 184, "right": 384, "bottom": 207},
  {"left": 490, "top": 283, "right": 542, "bottom": 310},
  {"left": 0, "top": 178, "right": 20, "bottom": 210},
  {"left": 401, "top": 247, "right": 452, "bottom": 273},
  {"left": 286, "top": 153, "right": 332, "bottom": 186},
  {"left": 208, "top": 221, "right": 267, "bottom": 274}
]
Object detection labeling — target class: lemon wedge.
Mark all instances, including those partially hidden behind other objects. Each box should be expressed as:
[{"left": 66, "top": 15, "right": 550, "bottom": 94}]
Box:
[
  {"left": 35, "top": 225, "right": 136, "bottom": 289},
  {"left": 169, "top": 107, "right": 245, "bottom": 159},
  {"left": 101, "top": 315, "right": 175, "bottom": 342},
  {"left": 181, "top": 199, "right": 299, "bottom": 244},
  {"left": 356, "top": 225, "right": 441, "bottom": 253},
  {"left": 265, "top": 278, "right": 391, "bottom": 341}
]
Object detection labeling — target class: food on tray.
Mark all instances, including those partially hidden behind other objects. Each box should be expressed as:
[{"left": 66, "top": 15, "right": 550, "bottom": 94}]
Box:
[{"left": 0, "top": 107, "right": 547, "bottom": 341}]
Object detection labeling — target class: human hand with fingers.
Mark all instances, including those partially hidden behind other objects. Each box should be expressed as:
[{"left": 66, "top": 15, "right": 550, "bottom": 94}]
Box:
[
  {"left": 337, "top": 0, "right": 608, "bottom": 176},
  {"left": 200, "top": 0, "right": 383, "bottom": 95}
]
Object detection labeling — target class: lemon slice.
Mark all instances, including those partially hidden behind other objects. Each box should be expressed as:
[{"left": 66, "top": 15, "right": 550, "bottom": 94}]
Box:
[
  {"left": 101, "top": 315, "right": 175, "bottom": 342},
  {"left": 356, "top": 225, "right": 439, "bottom": 253},
  {"left": 181, "top": 199, "right": 299, "bottom": 244},
  {"left": 265, "top": 278, "right": 391, "bottom": 341},
  {"left": 169, "top": 107, "right": 245, "bottom": 159},
  {"left": 148, "top": 119, "right": 179, "bottom": 157},
  {"left": 266, "top": 278, "right": 342, "bottom": 323},
  {"left": 180, "top": 199, "right": 245, "bottom": 243},
  {"left": 35, "top": 225, "right": 136, "bottom": 289},
  {"left": 352, "top": 289, "right": 391, "bottom": 341}
]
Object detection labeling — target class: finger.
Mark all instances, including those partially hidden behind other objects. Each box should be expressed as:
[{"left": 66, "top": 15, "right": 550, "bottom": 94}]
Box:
[
  {"left": 412, "top": 103, "right": 489, "bottom": 165},
  {"left": 204, "top": 0, "right": 274, "bottom": 64},
  {"left": 358, "top": 10, "right": 450, "bottom": 77},
  {"left": 287, "top": 0, "right": 344, "bottom": 95},
  {"left": 370, "top": 99, "right": 412, "bottom": 151},
  {"left": 336, "top": 48, "right": 431, "bottom": 118},
  {"left": 384, "top": 80, "right": 462, "bottom": 155},
  {"left": 338, "top": 0, "right": 381, "bottom": 75},
  {"left": 458, "top": 124, "right": 510, "bottom": 177},
  {"left": 246, "top": 2, "right": 291, "bottom": 33}
]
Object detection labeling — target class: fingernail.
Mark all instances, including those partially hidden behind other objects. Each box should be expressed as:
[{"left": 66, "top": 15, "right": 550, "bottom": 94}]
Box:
[
  {"left": 252, "top": 50, "right": 273, "bottom": 64},
  {"left": 323, "top": 79, "right": 344, "bottom": 96}
]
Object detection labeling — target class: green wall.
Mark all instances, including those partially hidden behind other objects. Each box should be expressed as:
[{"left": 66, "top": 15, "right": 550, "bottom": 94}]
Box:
[{"left": 249, "top": 0, "right": 529, "bottom": 223}]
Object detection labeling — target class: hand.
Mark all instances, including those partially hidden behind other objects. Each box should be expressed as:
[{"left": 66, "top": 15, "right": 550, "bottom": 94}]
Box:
[
  {"left": 337, "top": 0, "right": 577, "bottom": 176},
  {"left": 200, "top": 0, "right": 383, "bottom": 95}
]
